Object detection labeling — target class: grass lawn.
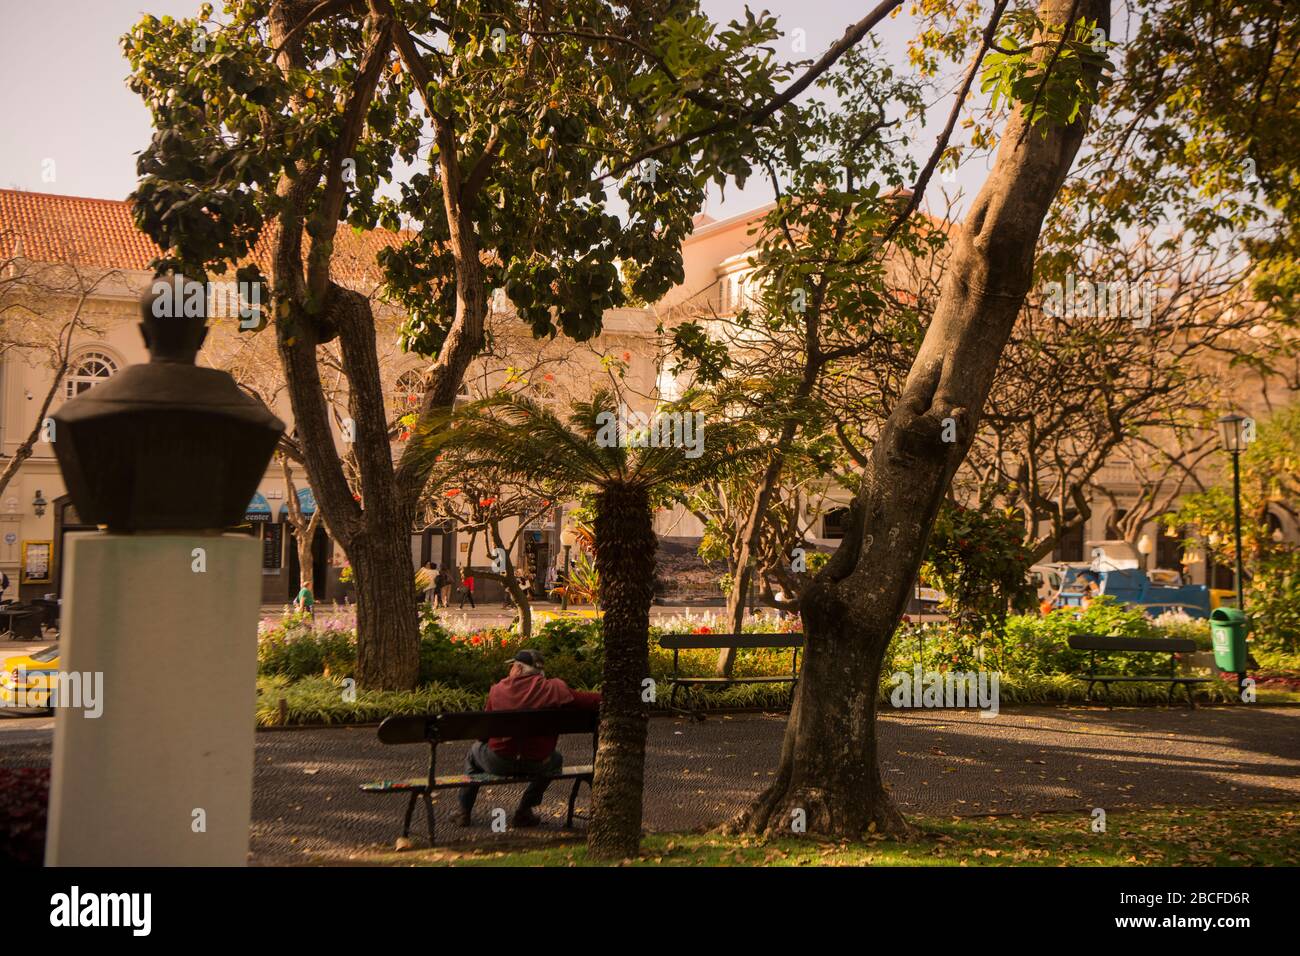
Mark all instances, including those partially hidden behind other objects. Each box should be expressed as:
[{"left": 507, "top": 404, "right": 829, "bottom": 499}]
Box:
[{"left": 357, "top": 802, "right": 1300, "bottom": 867}]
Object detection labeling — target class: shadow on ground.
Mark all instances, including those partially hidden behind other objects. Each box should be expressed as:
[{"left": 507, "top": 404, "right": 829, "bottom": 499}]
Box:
[{"left": 1, "top": 705, "right": 1296, "bottom": 864}]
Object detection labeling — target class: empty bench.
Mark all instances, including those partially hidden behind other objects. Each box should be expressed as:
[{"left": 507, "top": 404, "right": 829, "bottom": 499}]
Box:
[
  {"left": 659, "top": 632, "right": 803, "bottom": 719},
  {"left": 1067, "top": 633, "right": 1212, "bottom": 708},
  {"left": 360, "top": 708, "right": 598, "bottom": 847}
]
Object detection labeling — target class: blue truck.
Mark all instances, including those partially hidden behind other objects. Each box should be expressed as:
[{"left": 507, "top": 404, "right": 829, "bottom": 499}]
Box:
[{"left": 1050, "top": 564, "right": 1213, "bottom": 618}]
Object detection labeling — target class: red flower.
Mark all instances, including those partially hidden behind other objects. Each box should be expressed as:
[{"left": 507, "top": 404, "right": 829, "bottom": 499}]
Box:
[{"left": 446, "top": 489, "right": 461, "bottom": 497}]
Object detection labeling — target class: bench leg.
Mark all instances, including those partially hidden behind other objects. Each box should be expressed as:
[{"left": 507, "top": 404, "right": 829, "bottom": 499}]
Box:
[
  {"left": 566, "top": 777, "right": 587, "bottom": 828},
  {"left": 689, "top": 684, "right": 704, "bottom": 722},
  {"left": 423, "top": 792, "right": 436, "bottom": 846},
  {"left": 401, "top": 791, "right": 418, "bottom": 838}
]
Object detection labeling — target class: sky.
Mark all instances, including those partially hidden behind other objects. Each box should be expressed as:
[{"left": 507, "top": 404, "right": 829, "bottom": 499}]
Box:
[{"left": 0, "top": 0, "right": 990, "bottom": 219}]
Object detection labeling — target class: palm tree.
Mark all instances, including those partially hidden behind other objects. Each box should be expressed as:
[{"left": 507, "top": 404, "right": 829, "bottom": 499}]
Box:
[{"left": 421, "top": 389, "right": 756, "bottom": 858}]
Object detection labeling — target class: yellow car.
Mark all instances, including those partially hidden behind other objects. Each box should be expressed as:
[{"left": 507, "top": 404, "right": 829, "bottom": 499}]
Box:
[
  {"left": 0, "top": 644, "right": 60, "bottom": 709},
  {"left": 532, "top": 608, "right": 601, "bottom": 626}
]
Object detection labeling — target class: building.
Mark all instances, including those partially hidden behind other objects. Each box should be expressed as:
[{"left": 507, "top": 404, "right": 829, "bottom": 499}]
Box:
[{"left": 1, "top": 188, "right": 1290, "bottom": 612}]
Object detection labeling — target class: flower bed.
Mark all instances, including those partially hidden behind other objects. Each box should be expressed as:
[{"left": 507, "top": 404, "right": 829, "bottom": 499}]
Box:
[
  {"left": 251, "top": 599, "right": 1298, "bottom": 725},
  {"left": 0, "top": 767, "right": 50, "bottom": 867}
]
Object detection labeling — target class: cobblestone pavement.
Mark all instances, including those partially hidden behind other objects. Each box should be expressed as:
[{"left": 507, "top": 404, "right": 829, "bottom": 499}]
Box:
[{"left": 2, "top": 705, "right": 1296, "bottom": 863}]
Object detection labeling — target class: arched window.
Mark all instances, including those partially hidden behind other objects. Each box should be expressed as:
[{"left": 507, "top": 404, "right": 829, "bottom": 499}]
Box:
[
  {"left": 64, "top": 350, "right": 118, "bottom": 399},
  {"left": 393, "top": 369, "right": 427, "bottom": 411}
]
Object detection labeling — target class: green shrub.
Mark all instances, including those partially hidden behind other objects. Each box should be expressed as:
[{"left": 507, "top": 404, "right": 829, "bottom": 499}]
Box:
[
  {"left": 1150, "top": 611, "right": 1213, "bottom": 650},
  {"left": 257, "top": 614, "right": 357, "bottom": 679},
  {"left": 256, "top": 675, "right": 482, "bottom": 726},
  {"left": 534, "top": 617, "right": 603, "bottom": 656},
  {"left": 1245, "top": 550, "right": 1300, "bottom": 653},
  {"left": 417, "top": 611, "right": 515, "bottom": 691}
]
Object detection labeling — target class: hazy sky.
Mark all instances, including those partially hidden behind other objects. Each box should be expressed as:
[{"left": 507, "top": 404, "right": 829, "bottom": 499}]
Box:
[{"left": 0, "top": 1, "right": 983, "bottom": 218}]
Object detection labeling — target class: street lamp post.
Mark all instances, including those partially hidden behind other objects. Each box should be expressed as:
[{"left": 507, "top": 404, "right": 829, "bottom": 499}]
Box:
[
  {"left": 1217, "top": 414, "right": 1249, "bottom": 612},
  {"left": 1218, "top": 412, "right": 1249, "bottom": 695},
  {"left": 559, "top": 525, "right": 578, "bottom": 610}
]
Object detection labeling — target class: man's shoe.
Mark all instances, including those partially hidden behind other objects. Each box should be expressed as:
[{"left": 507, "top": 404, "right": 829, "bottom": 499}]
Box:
[{"left": 512, "top": 808, "right": 542, "bottom": 828}]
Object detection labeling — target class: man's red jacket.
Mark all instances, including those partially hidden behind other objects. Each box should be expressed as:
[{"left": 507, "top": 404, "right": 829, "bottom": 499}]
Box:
[{"left": 485, "top": 672, "right": 601, "bottom": 760}]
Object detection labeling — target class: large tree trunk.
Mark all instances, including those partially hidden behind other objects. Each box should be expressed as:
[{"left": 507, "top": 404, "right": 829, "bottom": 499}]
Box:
[
  {"left": 268, "top": 6, "right": 421, "bottom": 689},
  {"left": 587, "top": 483, "right": 657, "bottom": 860},
  {"left": 352, "top": 522, "right": 422, "bottom": 688},
  {"left": 734, "top": 0, "right": 1109, "bottom": 840}
]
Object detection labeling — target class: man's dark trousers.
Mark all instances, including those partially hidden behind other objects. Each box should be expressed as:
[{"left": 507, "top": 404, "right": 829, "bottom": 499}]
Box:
[{"left": 458, "top": 741, "right": 562, "bottom": 814}]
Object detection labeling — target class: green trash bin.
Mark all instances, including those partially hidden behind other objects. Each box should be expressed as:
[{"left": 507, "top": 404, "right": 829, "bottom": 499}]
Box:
[{"left": 1209, "top": 607, "right": 1250, "bottom": 672}]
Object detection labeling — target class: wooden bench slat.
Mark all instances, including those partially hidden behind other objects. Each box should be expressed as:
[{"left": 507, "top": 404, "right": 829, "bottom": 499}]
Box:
[
  {"left": 1084, "top": 676, "right": 1211, "bottom": 683},
  {"left": 361, "top": 765, "right": 595, "bottom": 793},
  {"left": 659, "top": 633, "right": 803, "bottom": 650},
  {"left": 1067, "top": 634, "right": 1198, "bottom": 653},
  {"left": 377, "top": 707, "right": 599, "bottom": 745},
  {"left": 670, "top": 675, "right": 797, "bottom": 684}
]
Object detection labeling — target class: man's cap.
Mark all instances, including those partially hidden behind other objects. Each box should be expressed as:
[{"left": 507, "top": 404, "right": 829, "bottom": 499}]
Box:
[{"left": 513, "top": 649, "right": 545, "bottom": 668}]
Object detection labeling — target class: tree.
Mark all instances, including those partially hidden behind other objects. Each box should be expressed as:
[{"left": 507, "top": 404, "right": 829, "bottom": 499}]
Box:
[
  {"left": 422, "top": 461, "right": 560, "bottom": 637},
  {"left": 732, "top": 0, "right": 1112, "bottom": 839},
  {"left": 0, "top": 235, "right": 115, "bottom": 498},
  {"left": 1167, "top": 404, "right": 1300, "bottom": 651},
  {"left": 426, "top": 388, "right": 755, "bottom": 858},
  {"left": 279, "top": 450, "right": 324, "bottom": 593},
  {"left": 124, "top": 0, "right": 797, "bottom": 688},
  {"left": 663, "top": 44, "right": 933, "bottom": 665}
]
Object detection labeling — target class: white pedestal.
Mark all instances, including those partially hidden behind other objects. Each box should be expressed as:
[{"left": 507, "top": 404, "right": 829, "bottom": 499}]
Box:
[{"left": 46, "top": 532, "right": 260, "bottom": 866}]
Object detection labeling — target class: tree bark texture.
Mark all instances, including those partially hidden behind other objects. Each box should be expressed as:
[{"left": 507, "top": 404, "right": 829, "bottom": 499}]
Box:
[{"left": 587, "top": 483, "right": 657, "bottom": 859}]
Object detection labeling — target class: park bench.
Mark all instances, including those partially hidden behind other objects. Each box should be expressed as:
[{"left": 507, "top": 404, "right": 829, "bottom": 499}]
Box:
[
  {"left": 1067, "top": 633, "right": 1212, "bottom": 708},
  {"left": 658, "top": 632, "right": 803, "bottom": 719},
  {"left": 360, "top": 708, "right": 599, "bottom": 847}
]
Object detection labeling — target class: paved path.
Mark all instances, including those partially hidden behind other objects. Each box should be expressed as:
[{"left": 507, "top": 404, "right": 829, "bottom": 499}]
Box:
[{"left": 2, "top": 705, "right": 1297, "bottom": 863}]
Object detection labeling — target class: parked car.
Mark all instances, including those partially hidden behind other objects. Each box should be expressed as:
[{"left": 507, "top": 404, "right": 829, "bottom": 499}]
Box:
[{"left": 0, "top": 644, "right": 60, "bottom": 709}]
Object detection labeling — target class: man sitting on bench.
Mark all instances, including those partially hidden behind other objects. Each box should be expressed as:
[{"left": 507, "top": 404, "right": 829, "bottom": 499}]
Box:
[{"left": 458, "top": 649, "right": 601, "bottom": 828}]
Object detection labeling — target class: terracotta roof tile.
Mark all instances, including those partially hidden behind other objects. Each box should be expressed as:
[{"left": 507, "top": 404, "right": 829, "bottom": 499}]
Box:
[{"left": 0, "top": 188, "right": 399, "bottom": 285}]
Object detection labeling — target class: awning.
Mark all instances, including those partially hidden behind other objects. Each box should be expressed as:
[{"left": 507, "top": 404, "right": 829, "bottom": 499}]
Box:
[
  {"left": 245, "top": 492, "right": 272, "bottom": 523},
  {"left": 279, "top": 487, "right": 316, "bottom": 517}
]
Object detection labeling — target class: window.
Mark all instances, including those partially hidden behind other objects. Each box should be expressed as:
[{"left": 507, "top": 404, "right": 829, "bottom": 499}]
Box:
[
  {"left": 64, "top": 350, "right": 117, "bottom": 398},
  {"left": 1055, "top": 521, "right": 1085, "bottom": 563},
  {"left": 822, "top": 507, "right": 849, "bottom": 540},
  {"left": 392, "top": 369, "right": 427, "bottom": 413},
  {"left": 1156, "top": 523, "right": 1182, "bottom": 570}
]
